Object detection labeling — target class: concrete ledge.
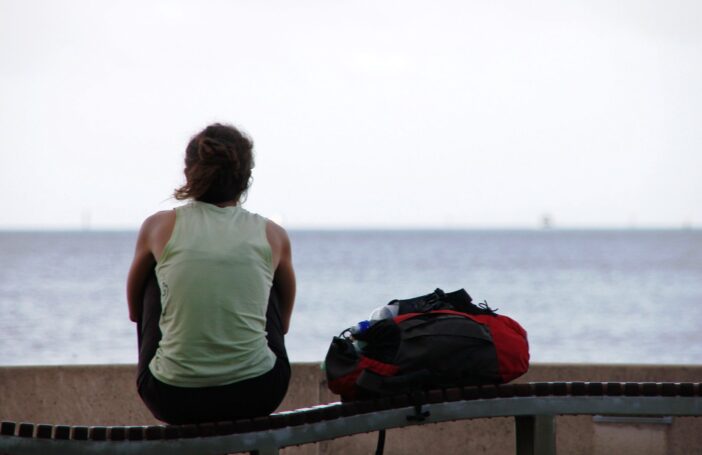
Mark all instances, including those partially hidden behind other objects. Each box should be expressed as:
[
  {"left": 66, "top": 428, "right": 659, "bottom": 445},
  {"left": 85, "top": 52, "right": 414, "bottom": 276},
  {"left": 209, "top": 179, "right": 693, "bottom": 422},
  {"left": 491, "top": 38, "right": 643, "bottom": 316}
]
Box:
[{"left": 1, "top": 363, "right": 701, "bottom": 454}]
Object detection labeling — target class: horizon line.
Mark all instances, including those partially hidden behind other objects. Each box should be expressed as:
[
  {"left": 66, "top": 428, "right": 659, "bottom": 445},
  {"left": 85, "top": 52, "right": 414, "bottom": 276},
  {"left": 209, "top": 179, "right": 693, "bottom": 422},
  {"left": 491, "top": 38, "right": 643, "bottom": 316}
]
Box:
[{"left": 0, "top": 225, "right": 698, "bottom": 233}]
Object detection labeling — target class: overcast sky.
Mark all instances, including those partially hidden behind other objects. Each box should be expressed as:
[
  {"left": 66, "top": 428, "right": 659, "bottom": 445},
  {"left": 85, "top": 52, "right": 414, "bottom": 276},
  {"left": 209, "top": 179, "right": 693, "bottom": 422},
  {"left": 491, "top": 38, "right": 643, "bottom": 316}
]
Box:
[{"left": 1, "top": 0, "right": 700, "bottom": 229}]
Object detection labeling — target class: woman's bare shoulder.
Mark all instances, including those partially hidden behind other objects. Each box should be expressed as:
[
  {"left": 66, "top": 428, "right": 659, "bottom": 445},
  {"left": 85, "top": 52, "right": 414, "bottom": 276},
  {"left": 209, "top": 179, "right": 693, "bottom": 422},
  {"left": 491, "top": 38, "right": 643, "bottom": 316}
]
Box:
[
  {"left": 266, "top": 219, "right": 290, "bottom": 247},
  {"left": 145, "top": 209, "right": 176, "bottom": 226},
  {"left": 140, "top": 210, "right": 176, "bottom": 253},
  {"left": 139, "top": 209, "right": 174, "bottom": 235}
]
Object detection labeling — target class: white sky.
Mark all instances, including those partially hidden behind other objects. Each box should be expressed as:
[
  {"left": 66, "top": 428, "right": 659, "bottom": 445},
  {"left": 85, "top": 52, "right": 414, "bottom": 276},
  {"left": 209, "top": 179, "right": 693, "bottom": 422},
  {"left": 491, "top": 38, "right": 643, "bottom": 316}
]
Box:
[{"left": 1, "top": 0, "right": 700, "bottom": 229}]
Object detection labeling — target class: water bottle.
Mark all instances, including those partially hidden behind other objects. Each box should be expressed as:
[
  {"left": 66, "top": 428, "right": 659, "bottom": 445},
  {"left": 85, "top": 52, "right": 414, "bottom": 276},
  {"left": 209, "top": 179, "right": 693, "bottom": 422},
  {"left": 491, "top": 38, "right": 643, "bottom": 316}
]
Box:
[
  {"left": 369, "top": 301, "right": 400, "bottom": 321},
  {"left": 346, "top": 320, "right": 371, "bottom": 352},
  {"left": 348, "top": 320, "right": 371, "bottom": 337}
]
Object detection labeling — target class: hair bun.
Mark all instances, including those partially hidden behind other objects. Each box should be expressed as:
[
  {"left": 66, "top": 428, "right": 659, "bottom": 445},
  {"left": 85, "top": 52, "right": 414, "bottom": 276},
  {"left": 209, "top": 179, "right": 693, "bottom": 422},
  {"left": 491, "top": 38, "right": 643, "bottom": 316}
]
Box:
[{"left": 198, "top": 137, "right": 240, "bottom": 170}]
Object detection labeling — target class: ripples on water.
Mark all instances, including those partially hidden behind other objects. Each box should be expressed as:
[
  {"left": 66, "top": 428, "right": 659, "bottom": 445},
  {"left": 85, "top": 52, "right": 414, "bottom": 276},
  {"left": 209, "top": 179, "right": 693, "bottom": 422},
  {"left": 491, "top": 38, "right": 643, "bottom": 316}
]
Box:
[{"left": 0, "top": 230, "right": 700, "bottom": 365}]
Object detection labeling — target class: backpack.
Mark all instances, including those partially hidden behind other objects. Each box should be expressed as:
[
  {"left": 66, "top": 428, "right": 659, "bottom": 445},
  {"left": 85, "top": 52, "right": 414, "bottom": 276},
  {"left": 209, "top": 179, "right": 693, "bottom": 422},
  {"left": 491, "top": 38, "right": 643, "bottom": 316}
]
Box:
[{"left": 324, "top": 288, "right": 529, "bottom": 401}]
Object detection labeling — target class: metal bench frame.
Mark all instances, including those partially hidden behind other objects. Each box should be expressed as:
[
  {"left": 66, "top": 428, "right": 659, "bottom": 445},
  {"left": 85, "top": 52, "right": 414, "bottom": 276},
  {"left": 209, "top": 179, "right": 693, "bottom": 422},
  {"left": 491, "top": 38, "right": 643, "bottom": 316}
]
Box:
[{"left": 2, "top": 382, "right": 701, "bottom": 455}]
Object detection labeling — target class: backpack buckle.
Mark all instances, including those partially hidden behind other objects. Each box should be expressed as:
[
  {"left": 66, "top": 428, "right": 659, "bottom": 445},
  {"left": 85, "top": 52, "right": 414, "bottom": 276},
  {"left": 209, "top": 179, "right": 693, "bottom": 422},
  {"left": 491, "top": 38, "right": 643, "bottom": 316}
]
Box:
[{"left": 425, "top": 288, "right": 445, "bottom": 305}]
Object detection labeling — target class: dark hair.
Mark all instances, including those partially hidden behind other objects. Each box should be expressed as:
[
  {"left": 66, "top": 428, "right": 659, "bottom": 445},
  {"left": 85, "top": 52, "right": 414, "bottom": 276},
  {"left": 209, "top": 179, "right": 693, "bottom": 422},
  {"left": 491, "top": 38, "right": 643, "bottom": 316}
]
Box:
[{"left": 174, "top": 123, "right": 254, "bottom": 204}]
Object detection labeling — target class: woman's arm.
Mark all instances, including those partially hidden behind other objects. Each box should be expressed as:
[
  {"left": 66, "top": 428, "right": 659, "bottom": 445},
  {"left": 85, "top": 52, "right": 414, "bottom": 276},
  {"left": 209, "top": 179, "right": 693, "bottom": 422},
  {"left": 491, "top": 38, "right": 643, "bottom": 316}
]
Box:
[
  {"left": 126, "top": 211, "right": 175, "bottom": 322},
  {"left": 126, "top": 218, "right": 157, "bottom": 322},
  {"left": 267, "top": 221, "right": 296, "bottom": 334}
]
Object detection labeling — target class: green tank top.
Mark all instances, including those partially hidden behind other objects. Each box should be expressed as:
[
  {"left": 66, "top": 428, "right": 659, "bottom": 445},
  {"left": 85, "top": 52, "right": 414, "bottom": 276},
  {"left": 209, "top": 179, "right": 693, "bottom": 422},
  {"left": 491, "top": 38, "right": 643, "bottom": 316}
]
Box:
[{"left": 149, "top": 201, "right": 276, "bottom": 387}]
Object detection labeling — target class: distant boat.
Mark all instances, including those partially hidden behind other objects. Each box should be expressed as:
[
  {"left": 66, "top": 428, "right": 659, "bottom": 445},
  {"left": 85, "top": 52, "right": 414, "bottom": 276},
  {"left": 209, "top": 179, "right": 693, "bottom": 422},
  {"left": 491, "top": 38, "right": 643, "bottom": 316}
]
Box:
[{"left": 541, "top": 214, "right": 553, "bottom": 230}]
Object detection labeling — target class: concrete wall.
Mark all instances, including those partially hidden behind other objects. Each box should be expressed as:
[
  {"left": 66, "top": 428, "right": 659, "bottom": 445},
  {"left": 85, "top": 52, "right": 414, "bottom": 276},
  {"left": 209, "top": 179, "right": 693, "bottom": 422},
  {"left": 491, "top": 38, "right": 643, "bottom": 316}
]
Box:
[{"left": 1, "top": 363, "right": 701, "bottom": 454}]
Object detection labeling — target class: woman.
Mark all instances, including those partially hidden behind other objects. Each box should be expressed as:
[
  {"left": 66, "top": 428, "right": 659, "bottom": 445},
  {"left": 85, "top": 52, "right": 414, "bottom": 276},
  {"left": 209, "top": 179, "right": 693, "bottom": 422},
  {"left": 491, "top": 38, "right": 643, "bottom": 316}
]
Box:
[{"left": 126, "top": 123, "right": 295, "bottom": 424}]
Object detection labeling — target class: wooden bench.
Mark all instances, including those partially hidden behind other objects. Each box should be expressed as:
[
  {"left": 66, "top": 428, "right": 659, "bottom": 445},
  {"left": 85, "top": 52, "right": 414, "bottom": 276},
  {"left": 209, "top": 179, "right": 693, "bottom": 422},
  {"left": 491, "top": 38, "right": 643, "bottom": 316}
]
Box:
[{"left": 1, "top": 382, "right": 701, "bottom": 455}]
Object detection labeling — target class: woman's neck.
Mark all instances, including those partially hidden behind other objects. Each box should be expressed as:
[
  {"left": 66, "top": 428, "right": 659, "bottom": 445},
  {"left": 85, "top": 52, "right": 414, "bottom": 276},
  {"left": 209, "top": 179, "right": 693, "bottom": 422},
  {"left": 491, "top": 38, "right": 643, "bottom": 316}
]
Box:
[{"left": 215, "top": 199, "right": 238, "bottom": 208}]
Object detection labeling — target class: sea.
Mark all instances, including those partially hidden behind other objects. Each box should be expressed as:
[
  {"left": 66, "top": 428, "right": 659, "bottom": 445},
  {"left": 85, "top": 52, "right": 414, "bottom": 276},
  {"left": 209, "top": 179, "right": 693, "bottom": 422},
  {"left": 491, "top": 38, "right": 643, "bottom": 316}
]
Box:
[{"left": 0, "top": 229, "right": 700, "bottom": 366}]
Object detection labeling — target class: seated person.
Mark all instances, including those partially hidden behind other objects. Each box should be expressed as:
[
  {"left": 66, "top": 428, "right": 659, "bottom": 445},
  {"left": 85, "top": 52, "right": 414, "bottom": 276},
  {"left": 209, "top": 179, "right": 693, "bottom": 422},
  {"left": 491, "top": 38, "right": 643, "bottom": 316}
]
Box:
[{"left": 126, "top": 123, "right": 295, "bottom": 424}]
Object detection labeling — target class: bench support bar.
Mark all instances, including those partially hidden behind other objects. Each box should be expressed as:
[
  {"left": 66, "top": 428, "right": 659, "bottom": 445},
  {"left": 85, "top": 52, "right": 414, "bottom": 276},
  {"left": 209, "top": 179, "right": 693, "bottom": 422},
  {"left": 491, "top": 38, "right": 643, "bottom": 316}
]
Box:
[
  {"left": 2, "top": 395, "right": 700, "bottom": 455},
  {"left": 515, "top": 415, "right": 555, "bottom": 455}
]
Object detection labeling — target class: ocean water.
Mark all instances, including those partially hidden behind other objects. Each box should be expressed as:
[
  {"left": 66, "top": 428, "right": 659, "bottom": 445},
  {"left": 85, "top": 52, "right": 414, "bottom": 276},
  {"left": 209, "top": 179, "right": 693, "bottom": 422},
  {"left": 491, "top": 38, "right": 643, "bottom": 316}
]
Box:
[{"left": 0, "top": 229, "right": 700, "bottom": 366}]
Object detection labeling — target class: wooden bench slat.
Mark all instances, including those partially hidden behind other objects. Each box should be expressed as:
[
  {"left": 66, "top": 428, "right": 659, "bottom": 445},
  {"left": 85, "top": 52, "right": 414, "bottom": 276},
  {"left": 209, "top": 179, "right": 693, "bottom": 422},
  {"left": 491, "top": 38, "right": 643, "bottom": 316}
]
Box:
[
  {"left": 17, "top": 423, "right": 34, "bottom": 438},
  {"left": 197, "top": 422, "right": 218, "bottom": 437},
  {"left": 680, "top": 383, "right": 695, "bottom": 396},
  {"left": 179, "top": 424, "right": 198, "bottom": 439},
  {"left": 72, "top": 426, "right": 89, "bottom": 440},
  {"left": 215, "top": 421, "right": 236, "bottom": 436},
  {"left": 586, "top": 382, "right": 604, "bottom": 395},
  {"left": 53, "top": 425, "right": 71, "bottom": 440},
  {"left": 605, "top": 382, "right": 623, "bottom": 395},
  {"left": 126, "top": 426, "right": 144, "bottom": 441},
  {"left": 163, "top": 425, "right": 180, "bottom": 440},
  {"left": 0, "top": 422, "right": 15, "bottom": 436},
  {"left": 89, "top": 426, "right": 108, "bottom": 441},
  {"left": 497, "top": 384, "right": 516, "bottom": 398},
  {"left": 36, "top": 424, "right": 53, "bottom": 439},
  {"left": 108, "top": 426, "right": 125, "bottom": 441}
]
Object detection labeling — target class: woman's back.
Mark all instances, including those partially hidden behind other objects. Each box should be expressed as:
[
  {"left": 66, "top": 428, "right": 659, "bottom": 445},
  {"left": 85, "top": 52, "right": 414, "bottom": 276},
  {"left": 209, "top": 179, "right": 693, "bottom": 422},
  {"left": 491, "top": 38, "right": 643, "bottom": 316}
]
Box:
[
  {"left": 151, "top": 201, "right": 276, "bottom": 387},
  {"left": 128, "top": 123, "right": 295, "bottom": 424}
]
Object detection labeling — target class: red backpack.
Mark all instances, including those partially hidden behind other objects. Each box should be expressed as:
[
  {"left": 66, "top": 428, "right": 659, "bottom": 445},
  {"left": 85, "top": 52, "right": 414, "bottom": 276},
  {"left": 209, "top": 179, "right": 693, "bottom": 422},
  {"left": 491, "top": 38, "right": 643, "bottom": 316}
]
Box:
[{"left": 325, "top": 289, "right": 529, "bottom": 401}]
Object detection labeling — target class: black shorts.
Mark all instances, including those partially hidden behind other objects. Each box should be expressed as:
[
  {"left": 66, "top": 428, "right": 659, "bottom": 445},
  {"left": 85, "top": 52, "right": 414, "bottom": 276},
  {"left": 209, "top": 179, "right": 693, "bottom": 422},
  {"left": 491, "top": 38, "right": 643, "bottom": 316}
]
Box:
[{"left": 136, "top": 272, "right": 290, "bottom": 425}]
